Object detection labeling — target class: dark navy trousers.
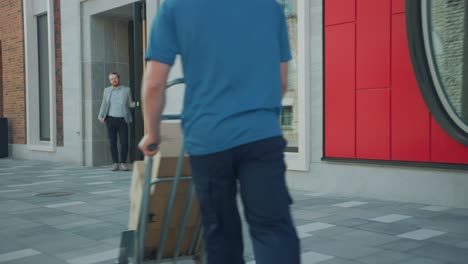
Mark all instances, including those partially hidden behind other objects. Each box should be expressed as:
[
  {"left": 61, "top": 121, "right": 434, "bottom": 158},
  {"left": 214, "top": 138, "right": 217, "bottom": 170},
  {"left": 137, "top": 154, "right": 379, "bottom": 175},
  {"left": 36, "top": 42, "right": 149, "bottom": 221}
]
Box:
[{"left": 190, "top": 136, "right": 300, "bottom": 264}]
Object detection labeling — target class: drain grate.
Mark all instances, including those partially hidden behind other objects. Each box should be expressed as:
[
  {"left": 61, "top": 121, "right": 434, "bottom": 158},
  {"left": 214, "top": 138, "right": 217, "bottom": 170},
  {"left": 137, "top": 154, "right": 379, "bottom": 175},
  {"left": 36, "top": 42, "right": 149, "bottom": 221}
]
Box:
[{"left": 35, "top": 192, "right": 74, "bottom": 197}]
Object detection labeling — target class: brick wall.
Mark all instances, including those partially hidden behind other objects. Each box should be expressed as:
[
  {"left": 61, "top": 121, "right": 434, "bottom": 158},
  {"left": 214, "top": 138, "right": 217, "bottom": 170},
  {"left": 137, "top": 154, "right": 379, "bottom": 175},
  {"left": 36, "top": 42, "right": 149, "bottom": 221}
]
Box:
[
  {"left": 55, "top": 0, "right": 63, "bottom": 146},
  {"left": 0, "top": 0, "right": 26, "bottom": 144},
  {"left": 0, "top": 42, "right": 3, "bottom": 117}
]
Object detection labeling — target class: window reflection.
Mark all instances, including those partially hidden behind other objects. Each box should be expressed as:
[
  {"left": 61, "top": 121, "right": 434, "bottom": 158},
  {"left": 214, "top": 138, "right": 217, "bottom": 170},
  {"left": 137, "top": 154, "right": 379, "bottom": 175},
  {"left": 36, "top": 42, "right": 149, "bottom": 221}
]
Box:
[
  {"left": 428, "top": 0, "right": 468, "bottom": 127},
  {"left": 278, "top": 0, "right": 299, "bottom": 152}
]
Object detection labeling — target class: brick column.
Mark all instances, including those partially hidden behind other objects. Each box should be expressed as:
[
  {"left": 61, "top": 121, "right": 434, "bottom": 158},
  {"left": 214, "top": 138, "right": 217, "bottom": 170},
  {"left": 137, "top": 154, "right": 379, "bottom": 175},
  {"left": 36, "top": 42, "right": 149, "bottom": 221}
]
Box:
[
  {"left": 55, "top": 0, "right": 63, "bottom": 146},
  {"left": 0, "top": 0, "right": 26, "bottom": 144}
]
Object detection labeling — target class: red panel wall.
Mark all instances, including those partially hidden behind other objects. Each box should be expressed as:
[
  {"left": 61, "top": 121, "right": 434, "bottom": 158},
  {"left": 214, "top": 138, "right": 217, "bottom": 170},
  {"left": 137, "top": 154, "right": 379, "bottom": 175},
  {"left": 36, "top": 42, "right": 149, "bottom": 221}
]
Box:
[
  {"left": 431, "top": 118, "right": 468, "bottom": 164},
  {"left": 356, "top": 89, "right": 391, "bottom": 160},
  {"left": 324, "top": 0, "right": 468, "bottom": 165},
  {"left": 325, "top": 24, "right": 356, "bottom": 158},
  {"left": 325, "top": 0, "right": 355, "bottom": 26},
  {"left": 392, "top": 0, "right": 405, "bottom": 14},
  {"left": 356, "top": 0, "right": 391, "bottom": 89},
  {"left": 391, "top": 14, "right": 430, "bottom": 162}
]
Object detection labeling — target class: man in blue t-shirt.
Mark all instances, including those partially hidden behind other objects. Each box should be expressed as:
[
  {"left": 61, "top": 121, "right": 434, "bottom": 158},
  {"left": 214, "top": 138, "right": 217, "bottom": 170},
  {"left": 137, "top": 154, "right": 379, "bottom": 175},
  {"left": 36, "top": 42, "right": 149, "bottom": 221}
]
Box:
[{"left": 139, "top": 0, "right": 300, "bottom": 263}]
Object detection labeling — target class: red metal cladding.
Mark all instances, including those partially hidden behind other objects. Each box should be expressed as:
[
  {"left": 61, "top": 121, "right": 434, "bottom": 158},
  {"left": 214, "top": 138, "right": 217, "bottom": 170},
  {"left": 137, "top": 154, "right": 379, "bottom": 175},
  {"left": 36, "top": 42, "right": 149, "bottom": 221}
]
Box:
[
  {"left": 325, "top": 0, "right": 356, "bottom": 26},
  {"left": 356, "top": 89, "right": 391, "bottom": 160},
  {"left": 325, "top": 23, "right": 356, "bottom": 158},
  {"left": 325, "top": 0, "right": 468, "bottom": 165},
  {"left": 356, "top": 0, "right": 391, "bottom": 89},
  {"left": 391, "top": 14, "right": 431, "bottom": 162},
  {"left": 431, "top": 118, "right": 468, "bottom": 164},
  {"left": 392, "top": 0, "right": 405, "bottom": 14}
]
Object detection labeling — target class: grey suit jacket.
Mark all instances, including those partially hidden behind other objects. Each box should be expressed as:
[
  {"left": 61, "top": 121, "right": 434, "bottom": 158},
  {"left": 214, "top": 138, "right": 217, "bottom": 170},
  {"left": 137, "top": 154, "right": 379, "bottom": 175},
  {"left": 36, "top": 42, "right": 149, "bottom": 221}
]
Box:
[{"left": 98, "top": 86, "right": 134, "bottom": 123}]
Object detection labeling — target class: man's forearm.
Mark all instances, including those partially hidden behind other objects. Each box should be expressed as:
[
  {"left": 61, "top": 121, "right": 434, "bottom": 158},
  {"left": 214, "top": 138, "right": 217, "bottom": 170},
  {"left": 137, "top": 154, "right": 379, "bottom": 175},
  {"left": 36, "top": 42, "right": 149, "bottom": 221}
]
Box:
[{"left": 142, "top": 79, "right": 166, "bottom": 138}]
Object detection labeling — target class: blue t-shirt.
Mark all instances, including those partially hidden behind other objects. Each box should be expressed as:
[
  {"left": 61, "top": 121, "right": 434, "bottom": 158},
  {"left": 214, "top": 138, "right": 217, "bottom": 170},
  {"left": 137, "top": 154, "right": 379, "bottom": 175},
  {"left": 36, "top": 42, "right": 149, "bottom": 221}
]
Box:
[{"left": 146, "top": 0, "right": 292, "bottom": 155}]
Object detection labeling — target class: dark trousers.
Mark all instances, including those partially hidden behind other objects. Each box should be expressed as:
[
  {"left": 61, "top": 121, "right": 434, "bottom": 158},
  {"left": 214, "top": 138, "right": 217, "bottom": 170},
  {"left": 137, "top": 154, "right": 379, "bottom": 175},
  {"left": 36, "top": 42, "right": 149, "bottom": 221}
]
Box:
[
  {"left": 106, "top": 116, "right": 128, "bottom": 164},
  {"left": 190, "top": 136, "right": 300, "bottom": 264}
]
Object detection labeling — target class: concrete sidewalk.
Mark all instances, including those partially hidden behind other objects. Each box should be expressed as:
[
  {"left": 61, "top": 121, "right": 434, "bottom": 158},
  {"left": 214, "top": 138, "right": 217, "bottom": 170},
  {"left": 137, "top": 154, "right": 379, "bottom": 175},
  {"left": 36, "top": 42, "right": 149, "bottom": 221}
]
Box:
[{"left": 0, "top": 158, "right": 467, "bottom": 264}]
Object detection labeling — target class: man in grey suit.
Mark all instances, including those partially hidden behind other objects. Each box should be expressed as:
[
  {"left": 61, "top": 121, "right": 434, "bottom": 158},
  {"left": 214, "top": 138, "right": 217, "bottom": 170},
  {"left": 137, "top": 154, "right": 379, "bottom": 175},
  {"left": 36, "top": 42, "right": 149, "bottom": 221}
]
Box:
[{"left": 98, "top": 72, "right": 133, "bottom": 171}]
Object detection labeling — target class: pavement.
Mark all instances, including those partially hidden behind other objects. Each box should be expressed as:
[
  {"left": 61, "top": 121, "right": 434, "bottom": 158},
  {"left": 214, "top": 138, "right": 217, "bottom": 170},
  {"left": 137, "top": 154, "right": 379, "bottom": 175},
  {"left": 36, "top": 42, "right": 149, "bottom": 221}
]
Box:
[{"left": 0, "top": 158, "right": 467, "bottom": 264}]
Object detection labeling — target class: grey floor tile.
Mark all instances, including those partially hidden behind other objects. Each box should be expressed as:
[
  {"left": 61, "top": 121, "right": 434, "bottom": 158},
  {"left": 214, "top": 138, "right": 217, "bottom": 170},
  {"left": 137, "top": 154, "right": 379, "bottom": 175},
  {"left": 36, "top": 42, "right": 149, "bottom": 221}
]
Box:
[
  {"left": 5, "top": 254, "right": 65, "bottom": 264},
  {"left": 457, "top": 240, "right": 468, "bottom": 248},
  {"left": 0, "top": 200, "right": 38, "bottom": 213},
  {"left": 357, "top": 250, "right": 413, "bottom": 264},
  {"left": 1, "top": 225, "right": 59, "bottom": 241},
  {"left": 93, "top": 212, "right": 129, "bottom": 226},
  {"left": 0, "top": 242, "right": 29, "bottom": 255},
  {"left": 0, "top": 249, "right": 41, "bottom": 263},
  {"left": 330, "top": 217, "right": 373, "bottom": 228},
  {"left": 370, "top": 214, "right": 412, "bottom": 223},
  {"left": 306, "top": 239, "right": 383, "bottom": 259},
  {"left": 319, "top": 258, "right": 365, "bottom": 264},
  {"left": 55, "top": 219, "right": 104, "bottom": 230},
  {"left": 46, "top": 201, "right": 87, "bottom": 208},
  {"left": 301, "top": 251, "right": 334, "bottom": 263},
  {"left": 356, "top": 222, "right": 418, "bottom": 236},
  {"left": 378, "top": 239, "right": 426, "bottom": 252},
  {"left": 334, "top": 229, "right": 400, "bottom": 247},
  {"left": 2, "top": 159, "right": 468, "bottom": 264},
  {"left": 421, "top": 205, "right": 450, "bottom": 212},
  {"left": 66, "top": 248, "right": 119, "bottom": 264},
  {"left": 18, "top": 232, "right": 98, "bottom": 255},
  {"left": 89, "top": 189, "right": 122, "bottom": 195},
  {"left": 333, "top": 201, "right": 368, "bottom": 208},
  {"left": 397, "top": 229, "right": 445, "bottom": 241},
  {"left": 313, "top": 226, "right": 356, "bottom": 238},
  {"left": 409, "top": 242, "right": 468, "bottom": 263},
  {"left": 35, "top": 214, "right": 97, "bottom": 226},
  {"left": 54, "top": 242, "right": 116, "bottom": 261},
  {"left": 427, "top": 232, "right": 468, "bottom": 247},
  {"left": 397, "top": 217, "right": 436, "bottom": 229},
  {"left": 70, "top": 223, "right": 126, "bottom": 241},
  {"left": 300, "top": 236, "right": 338, "bottom": 253},
  {"left": 312, "top": 215, "right": 358, "bottom": 225},
  {"left": 296, "top": 222, "right": 336, "bottom": 233},
  {"left": 399, "top": 257, "right": 446, "bottom": 264},
  {"left": 98, "top": 236, "right": 122, "bottom": 248},
  {"left": 336, "top": 208, "right": 390, "bottom": 219},
  {"left": 293, "top": 210, "right": 330, "bottom": 220},
  {"left": 448, "top": 208, "right": 468, "bottom": 217}
]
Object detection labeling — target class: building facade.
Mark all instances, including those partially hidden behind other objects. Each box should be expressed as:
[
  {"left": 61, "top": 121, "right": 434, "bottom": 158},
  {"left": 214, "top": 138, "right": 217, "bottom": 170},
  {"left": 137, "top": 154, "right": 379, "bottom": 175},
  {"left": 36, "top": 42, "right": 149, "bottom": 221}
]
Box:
[{"left": 1, "top": 0, "right": 468, "bottom": 207}]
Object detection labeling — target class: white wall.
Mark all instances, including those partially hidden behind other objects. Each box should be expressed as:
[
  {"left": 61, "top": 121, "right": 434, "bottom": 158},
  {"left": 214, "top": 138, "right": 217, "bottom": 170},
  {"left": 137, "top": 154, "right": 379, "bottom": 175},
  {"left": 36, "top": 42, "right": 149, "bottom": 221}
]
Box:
[
  {"left": 146, "top": 0, "right": 185, "bottom": 116},
  {"left": 13, "top": 0, "right": 82, "bottom": 164},
  {"left": 285, "top": 0, "right": 468, "bottom": 209}
]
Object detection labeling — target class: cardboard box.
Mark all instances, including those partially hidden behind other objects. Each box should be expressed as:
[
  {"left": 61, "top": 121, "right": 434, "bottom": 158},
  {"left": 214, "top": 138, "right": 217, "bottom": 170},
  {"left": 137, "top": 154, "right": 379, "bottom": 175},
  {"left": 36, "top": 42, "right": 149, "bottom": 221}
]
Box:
[{"left": 129, "top": 122, "right": 200, "bottom": 259}]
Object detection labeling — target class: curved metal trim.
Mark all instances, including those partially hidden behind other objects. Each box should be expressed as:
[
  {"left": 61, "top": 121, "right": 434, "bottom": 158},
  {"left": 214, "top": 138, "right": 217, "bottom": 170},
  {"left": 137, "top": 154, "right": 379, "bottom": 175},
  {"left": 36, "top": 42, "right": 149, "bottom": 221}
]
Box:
[{"left": 406, "top": 0, "right": 468, "bottom": 145}]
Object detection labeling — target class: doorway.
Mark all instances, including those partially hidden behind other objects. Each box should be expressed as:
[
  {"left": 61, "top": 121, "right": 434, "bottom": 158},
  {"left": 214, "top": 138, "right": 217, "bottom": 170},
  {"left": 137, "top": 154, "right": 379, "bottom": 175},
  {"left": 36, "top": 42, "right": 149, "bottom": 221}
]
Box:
[{"left": 88, "top": 1, "right": 146, "bottom": 166}]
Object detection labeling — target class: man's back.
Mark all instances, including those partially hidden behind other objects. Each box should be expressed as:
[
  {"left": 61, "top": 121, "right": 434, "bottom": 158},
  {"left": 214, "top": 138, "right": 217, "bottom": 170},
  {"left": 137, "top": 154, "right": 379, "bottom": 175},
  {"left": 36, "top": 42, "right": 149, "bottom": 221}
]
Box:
[
  {"left": 142, "top": 2, "right": 300, "bottom": 263},
  {"left": 146, "top": 0, "right": 291, "bottom": 155}
]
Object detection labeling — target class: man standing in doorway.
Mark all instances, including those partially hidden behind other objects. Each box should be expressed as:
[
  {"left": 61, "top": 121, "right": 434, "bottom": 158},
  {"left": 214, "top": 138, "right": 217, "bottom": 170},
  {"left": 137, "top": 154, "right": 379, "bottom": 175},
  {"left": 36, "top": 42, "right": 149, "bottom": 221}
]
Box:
[
  {"left": 139, "top": 1, "right": 300, "bottom": 264},
  {"left": 98, "top": 72, "right": 133, "bottom": 171}
]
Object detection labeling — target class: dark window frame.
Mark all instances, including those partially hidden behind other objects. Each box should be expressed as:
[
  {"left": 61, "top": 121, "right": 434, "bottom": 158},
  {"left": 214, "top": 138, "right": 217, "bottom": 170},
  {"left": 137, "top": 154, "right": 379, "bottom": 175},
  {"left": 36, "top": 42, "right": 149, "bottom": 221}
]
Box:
[{"left": 406, "top": 0, "right": 468, "bottom": 145}]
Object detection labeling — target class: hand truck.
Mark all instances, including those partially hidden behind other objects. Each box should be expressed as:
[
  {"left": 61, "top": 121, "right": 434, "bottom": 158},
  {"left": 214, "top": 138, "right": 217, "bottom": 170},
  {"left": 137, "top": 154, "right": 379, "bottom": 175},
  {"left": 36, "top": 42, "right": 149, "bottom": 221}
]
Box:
[{"left": 118, "top": 78, "right": 205, "bottom": 264}]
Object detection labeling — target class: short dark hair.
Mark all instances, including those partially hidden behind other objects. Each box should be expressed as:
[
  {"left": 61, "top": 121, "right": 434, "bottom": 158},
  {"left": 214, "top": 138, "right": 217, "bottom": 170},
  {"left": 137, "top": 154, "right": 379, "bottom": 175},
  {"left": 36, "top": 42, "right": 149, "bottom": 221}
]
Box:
[{"left": 109, "top": 72, "right": 120, "bottom": 79}]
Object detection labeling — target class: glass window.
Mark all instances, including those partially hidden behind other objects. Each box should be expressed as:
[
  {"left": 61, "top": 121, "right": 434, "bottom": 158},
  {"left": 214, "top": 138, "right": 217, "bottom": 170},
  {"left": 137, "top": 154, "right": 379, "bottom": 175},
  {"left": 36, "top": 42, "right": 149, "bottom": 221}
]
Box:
[
  {"left": 281, "top": 106, "right": 293, "bottom": 128},
  {"left": 37, "top": 14, "right": 50, "bottom": 141},
  {"left": 428, "top": 0, "right": 468, "bottom": 126},
  {"left": 279, "top": 0, "right": 299, "bottom": 152}
]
